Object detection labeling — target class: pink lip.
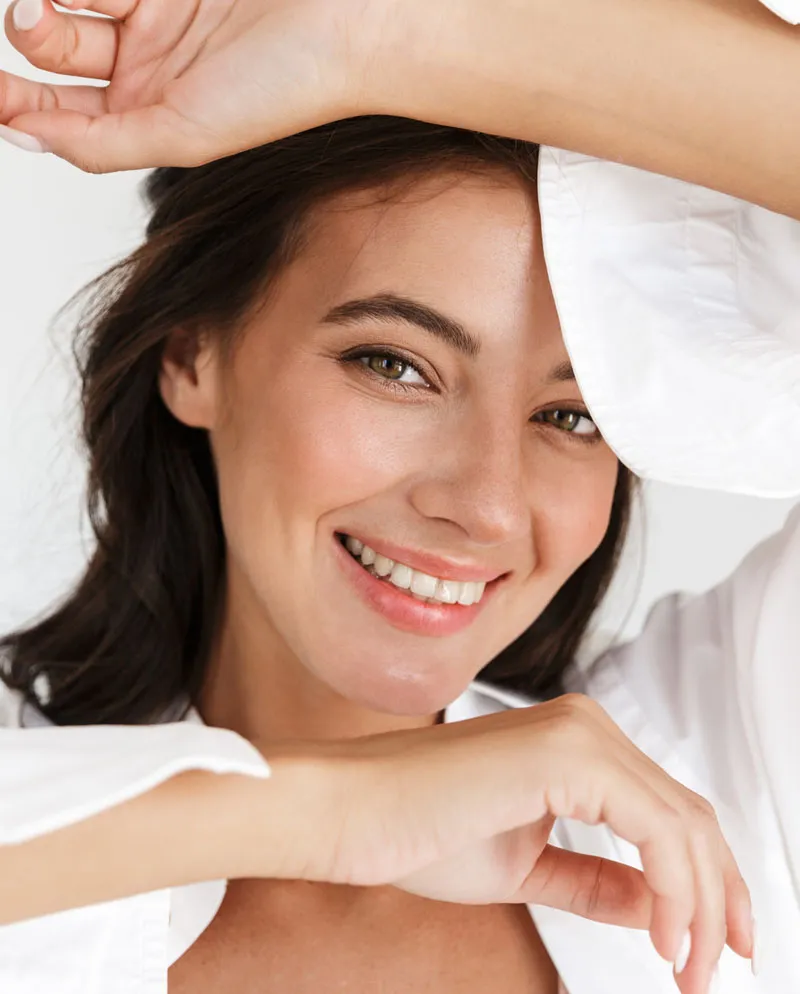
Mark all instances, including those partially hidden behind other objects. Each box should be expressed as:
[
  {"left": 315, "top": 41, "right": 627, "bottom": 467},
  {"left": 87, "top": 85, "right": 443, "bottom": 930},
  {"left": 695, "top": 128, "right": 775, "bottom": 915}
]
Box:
[
  {"left": 333, "top": 536, "right": 497, "bottom": 637},
  {"left": 342, "top": 533, "right": 507, "bottom": 584}
]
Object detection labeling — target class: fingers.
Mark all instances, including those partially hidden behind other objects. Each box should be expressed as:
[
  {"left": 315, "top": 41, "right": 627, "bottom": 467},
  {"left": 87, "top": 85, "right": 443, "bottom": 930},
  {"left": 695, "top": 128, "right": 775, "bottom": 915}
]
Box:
[
  {"left": 6, "top": 0, "right": 120, "bottom": 81},
  {"left": 623, "top": 762, "right": 754, "bottom": 976},
  {"left": 540, "top": 697, "right": 753, "bottom": 993},
  {"left": 8, "top": 104, "right": 209, "bottom": 172},
  {"left": 596, "top": 775, "right": 697, "bottom": 966},
  {"left": 517, "top": 846, "right": 654, "bottom": 928},
  {"left": 58, "top": 0, "right": 140, "bottom": 17},
  {"left": 676, "top": 820, "right": 755, "bottom": 993},
  {"left": 627, "top": 785, "right": 753, "bottom": 994},
  {"left": 0, "top": 69, "right": 107, "bottom": 122},
  {"left": 674, "top": 827, "right": 726, "bottom": 994},
  {"left": 719, "top": 844, "right": 756, "bottom": 959}
]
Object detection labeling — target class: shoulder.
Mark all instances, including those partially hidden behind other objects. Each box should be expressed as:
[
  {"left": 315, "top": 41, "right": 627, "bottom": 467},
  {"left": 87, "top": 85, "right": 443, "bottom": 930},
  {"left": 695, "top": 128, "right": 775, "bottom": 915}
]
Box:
[{"left": 572, "top": 505, "right": 800, "bottom": 798}]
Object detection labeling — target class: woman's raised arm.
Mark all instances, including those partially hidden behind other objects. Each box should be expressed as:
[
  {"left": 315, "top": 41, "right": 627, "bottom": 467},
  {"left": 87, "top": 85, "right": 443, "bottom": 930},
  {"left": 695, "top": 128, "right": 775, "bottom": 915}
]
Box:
[{"left": 0, "top": 0, "right": 799, "bottom": 217}]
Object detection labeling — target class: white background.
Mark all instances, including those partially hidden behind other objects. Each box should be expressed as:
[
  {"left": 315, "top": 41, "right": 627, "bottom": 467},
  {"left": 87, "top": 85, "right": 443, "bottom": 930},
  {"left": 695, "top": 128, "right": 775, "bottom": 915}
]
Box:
[{"left": 0, "top": 33, "right": 796, "bottom": 651}]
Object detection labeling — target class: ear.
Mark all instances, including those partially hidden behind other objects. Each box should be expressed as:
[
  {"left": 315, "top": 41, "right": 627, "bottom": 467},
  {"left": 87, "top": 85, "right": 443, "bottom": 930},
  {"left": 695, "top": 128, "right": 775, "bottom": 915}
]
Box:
[{"left": 159, "top": 328, "right": 220, "bottom": 430}]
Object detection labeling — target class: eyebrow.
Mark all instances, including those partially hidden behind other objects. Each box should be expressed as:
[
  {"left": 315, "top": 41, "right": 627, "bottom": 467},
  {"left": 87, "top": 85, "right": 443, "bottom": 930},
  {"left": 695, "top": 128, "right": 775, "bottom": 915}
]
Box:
[
  {"left": 548, "top": 359, "right": 576, "bottom": 383},
  {"left": 322, "top": 293, "right": 481, "bottom": 358},
  {"left": 322, "top": 291, "right": 577, "bottom": 384}
]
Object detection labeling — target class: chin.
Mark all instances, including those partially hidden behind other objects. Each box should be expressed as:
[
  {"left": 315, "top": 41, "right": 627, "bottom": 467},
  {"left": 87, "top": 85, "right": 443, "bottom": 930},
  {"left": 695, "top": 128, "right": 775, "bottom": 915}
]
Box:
[{"left": 324, "top": 656, "right": 477, "bottom": 717}]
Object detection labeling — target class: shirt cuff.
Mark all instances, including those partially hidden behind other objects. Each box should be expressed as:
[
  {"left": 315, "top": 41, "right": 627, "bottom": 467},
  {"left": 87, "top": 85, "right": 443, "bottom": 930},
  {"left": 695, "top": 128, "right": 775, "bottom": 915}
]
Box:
[
  {"left": 757, "top": 0, "right": 800, "bottom": 23},
  {"left": 0, "top": 722, "right": 270, "bottom": 845}
]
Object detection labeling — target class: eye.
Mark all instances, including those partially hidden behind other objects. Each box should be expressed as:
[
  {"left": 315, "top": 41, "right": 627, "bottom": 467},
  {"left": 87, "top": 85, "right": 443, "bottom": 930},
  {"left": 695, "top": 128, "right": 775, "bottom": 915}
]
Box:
[
  {"left": 535, "top": 408, "right": 599, "bottom": 438},
  {"left": 357, "top": 351, "right": 429, "bottom": 387}
]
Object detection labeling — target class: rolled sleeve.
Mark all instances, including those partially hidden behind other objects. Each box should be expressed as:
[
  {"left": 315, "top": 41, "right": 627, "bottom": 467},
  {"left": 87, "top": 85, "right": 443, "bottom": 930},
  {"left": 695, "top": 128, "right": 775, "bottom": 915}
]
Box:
[
  {"left": 0, "top": 691, "right": 270, "bottom": 846},
  {"left": 758, "top": 0, "right": 800, "bottom": 23}
]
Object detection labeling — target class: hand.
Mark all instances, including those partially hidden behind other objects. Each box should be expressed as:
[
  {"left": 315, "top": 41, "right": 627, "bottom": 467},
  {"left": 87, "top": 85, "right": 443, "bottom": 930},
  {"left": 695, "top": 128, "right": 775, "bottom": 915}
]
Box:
[
  {"left": 0, "top": 0, "right": 386, "bottom": 171},
  {"left": 265, "top": 695, "right": 752, "bottom": 994}
]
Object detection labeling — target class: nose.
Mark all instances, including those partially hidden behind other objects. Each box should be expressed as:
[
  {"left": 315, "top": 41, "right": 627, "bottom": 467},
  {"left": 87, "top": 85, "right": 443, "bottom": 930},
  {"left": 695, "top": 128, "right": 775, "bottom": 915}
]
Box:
[{"left": 407, "top": 414, "right": 532, "bottom": 548}]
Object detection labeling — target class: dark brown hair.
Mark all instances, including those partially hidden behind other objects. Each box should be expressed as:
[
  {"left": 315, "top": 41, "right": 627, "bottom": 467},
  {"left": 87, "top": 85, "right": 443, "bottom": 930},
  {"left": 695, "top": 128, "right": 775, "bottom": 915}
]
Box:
[{"left": 0, "top": 116, "right": 636, "bottom": 726}]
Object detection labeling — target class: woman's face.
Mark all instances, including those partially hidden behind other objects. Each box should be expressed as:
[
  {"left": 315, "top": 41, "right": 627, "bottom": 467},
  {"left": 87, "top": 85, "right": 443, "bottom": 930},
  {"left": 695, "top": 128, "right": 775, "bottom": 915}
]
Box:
[{"left": 161, "top": 170, "right": 619, "bottom": 716}]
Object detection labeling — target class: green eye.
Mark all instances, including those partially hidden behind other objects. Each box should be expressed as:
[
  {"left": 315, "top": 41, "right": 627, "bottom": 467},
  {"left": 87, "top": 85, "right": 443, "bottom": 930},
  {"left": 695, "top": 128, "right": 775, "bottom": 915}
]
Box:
[
  {"left": 356, "top": 352, "right": 428, "bottom": 387},
  {"left": 538, "top": 409, "right": 598, "bottom": 437},
  {"left": 367, "top": 355, "right": 409, "bottom": 380}
]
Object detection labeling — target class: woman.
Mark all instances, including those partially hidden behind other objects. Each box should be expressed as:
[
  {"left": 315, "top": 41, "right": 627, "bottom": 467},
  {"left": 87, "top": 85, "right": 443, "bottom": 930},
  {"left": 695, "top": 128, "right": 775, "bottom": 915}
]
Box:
[
  {"left": 3, "top": 0, "right": 796, "bottom": 988},
  {"left": 0, "top": 117, "right": 749, "bottom": 994}
]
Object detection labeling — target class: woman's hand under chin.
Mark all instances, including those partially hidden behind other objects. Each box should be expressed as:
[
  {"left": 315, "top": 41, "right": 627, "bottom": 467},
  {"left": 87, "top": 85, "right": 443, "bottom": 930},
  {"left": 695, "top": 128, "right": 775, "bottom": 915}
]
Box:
[
  {"left": 259, "top": 694, "right": 752, "bottom": 994},
  {"left": 0, "top": 0, "right": 394, "bottom": 172}
]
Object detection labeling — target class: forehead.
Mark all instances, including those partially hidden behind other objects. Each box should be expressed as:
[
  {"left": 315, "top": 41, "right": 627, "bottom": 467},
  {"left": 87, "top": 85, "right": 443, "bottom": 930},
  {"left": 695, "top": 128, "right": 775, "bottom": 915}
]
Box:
[{"left": 282, "top": 171, "right": 563, "bottom": 356}]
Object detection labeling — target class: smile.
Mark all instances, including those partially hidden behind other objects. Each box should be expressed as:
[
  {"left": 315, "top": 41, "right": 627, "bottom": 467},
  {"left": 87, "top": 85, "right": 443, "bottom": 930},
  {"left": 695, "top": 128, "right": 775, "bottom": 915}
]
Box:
[{"left": 342, "top": 535, "right": 488, "bottom": 606}]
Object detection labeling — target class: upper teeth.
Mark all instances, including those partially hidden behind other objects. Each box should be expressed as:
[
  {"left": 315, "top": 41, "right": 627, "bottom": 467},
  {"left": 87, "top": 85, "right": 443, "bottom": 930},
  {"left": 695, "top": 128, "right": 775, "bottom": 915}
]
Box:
[{"left": 345, "top": 536, "right": 487, "bottom": 606}]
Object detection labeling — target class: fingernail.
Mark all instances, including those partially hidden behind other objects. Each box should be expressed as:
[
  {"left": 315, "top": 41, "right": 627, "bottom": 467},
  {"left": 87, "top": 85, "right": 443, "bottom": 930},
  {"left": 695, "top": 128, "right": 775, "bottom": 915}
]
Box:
[
  {"left": 674, "top": 932, "right": 692, "bottom": 974},
  {"left": 0, "top": 124, "right": 46, "bottom": 154},
  {"left": 751, "top": 916, "right": 762, "bottom": 976},
  {"left": 12, "top": 0, "right": 44, "bottom": 32}
]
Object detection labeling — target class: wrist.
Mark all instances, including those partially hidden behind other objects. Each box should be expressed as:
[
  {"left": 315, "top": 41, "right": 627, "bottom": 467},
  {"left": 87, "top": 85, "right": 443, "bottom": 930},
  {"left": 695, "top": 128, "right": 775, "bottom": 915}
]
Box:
[
  {"left": 354, "top": 0, "right": 556, "bottom": 129},
  {"left": 229, "top": 743, "right": 350, "bottom": 883}
]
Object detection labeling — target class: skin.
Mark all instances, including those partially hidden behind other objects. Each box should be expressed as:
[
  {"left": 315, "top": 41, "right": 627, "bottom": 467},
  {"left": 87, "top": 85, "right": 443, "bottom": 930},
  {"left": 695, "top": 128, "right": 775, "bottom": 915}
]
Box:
[
  {"left": 0, "top": 12, "right": 760, "bottom": 989},
  {"left": 1, "top": 0, "right": 799, "bottom": 218},
  {"left": 0, "top": 160, "right": 748, "bottom": 992},
  {"left": 158, "top": 169, "right": 617, "bottom": 992},
  {"left": 160, "top": 170, "right": 619, "bottom": 746}
]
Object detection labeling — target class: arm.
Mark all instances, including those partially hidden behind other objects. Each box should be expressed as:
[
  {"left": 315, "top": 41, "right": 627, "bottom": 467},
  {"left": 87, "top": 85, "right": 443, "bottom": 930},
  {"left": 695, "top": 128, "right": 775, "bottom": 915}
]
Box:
[
  {"left": 0, "top": 690, "right": 755, "bottom": 994},
  {"left": 0, "top": 767, "right": 278, "bottom": 926},
  {"left": 1, "top": 0, "right": 799, "bottom": 218},
  {"left": 386, "top": 0, "right": 800, "bottom": 219}
]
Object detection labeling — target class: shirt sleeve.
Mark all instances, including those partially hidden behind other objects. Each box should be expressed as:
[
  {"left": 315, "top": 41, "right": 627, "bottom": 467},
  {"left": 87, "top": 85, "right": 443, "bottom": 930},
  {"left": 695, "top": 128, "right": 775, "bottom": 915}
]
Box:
[
  {"left": 0, "top": 686, "right": 270, "bottom": 846},
  {"left": 757, "top": 0, "right": 800, "bottom": 23},
  {"left": 575, "top": 503, "right": 800, "bottom": 900},
  {"left": 537, "top": 145, "right": 800, "bottom": 497}
]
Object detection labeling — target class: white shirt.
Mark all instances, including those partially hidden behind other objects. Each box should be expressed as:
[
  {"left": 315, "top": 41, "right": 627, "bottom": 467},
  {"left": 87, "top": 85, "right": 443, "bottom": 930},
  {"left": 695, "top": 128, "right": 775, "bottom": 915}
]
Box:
[
  {"left": 758, "top": 0, "right": 800, "bottom": 22},
  {"left": 0, "top": 679, "right": 574, "bottom": 993},
  {"left": 3, "top": 2, "right": 800, "bottom": 978},
  {"left": 0, "top": 508, "right": 800, "bottom": 994},
  {"left": 2, "top": 506, "right": 799, "bottom": 993},
  {"left": 537, "top": 146, "right": 800, "bottom": 497}
]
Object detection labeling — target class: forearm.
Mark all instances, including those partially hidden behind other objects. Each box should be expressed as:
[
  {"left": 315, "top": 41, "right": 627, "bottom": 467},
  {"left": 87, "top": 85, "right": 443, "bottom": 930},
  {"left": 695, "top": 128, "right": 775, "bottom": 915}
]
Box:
[
  {"left": 0, "top": 751, "right": 326, "bottom": 926},
  {"left": 0, "top": 770, "right": 255, "bottom": 925},
  {"left": 377, "top": 0, "right": 800, "bottom": 218}
]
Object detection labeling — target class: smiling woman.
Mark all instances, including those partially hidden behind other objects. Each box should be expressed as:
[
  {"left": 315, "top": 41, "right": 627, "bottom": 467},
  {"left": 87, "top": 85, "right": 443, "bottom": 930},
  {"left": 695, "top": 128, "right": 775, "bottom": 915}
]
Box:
[
  {"left": 1, "top": 116, "right": 632, "bottom": 731},
  {"left": 0, "top": 115, "right": 645, "bottom": 994},
  {"left": 0, "top": 113, "right": 765, "bottom": 994}
]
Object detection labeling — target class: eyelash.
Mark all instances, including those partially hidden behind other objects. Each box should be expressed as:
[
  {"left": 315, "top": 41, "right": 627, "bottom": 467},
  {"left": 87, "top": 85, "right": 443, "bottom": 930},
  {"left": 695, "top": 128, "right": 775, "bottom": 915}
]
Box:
[
  {"left": 341, "top": 347, "right": 600, "bottom": 443},
  {"left": 341, "top": 347, "right": 433, "bottom": 393},
  {"left": 530, "top": 408, "right": 600, "bottom": 444}
]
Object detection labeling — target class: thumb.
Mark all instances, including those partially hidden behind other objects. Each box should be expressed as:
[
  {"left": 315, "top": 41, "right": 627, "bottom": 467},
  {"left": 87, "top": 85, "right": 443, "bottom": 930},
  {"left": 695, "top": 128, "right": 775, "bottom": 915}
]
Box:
[
  {"left": 517, "top": 845, "right": 653, "bottom": 929},
  {"left": 9, "top": 105, "right": 213, "bottom": 173}
]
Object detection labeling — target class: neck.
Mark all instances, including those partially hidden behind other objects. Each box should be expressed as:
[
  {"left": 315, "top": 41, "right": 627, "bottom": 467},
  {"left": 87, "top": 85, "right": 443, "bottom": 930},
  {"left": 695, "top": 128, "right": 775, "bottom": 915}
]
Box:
[{"left": 198, "top": 565, "right": 440, "bottom": 745}]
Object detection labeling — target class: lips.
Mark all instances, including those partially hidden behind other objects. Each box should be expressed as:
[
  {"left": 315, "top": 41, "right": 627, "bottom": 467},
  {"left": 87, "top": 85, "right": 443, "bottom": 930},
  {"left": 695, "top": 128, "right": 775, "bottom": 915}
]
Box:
[
  {"left": 342, "top": 535, "right": 487, "bottom": 606},
  {"left": 333, "top": 533, "right": 502, "bottom": 637}
]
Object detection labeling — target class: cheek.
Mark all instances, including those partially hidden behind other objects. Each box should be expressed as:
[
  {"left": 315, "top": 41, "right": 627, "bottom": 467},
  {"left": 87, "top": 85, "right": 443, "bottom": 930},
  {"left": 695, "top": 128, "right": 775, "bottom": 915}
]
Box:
[
  {"left": 531, "top": 453, "right": 620, "bottom": 578},
  {"left": 215, "top": 370, "right": 438, "bottom": 539}
]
